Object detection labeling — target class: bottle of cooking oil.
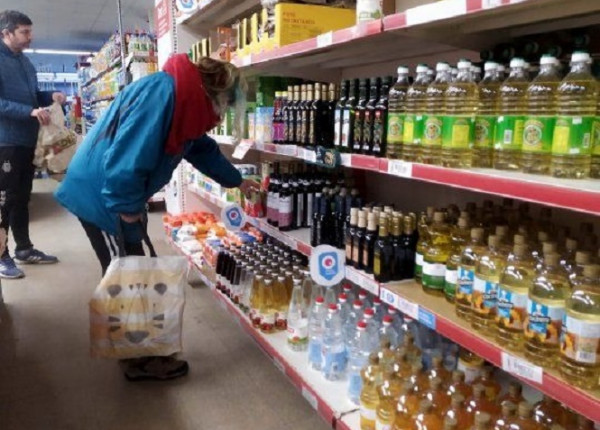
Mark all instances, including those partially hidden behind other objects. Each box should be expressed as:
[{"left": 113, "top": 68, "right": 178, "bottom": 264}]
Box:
[
  {"left": 592, "top": 93, "right": 600, "bottom": 178},
  {"left": 426, "top": 355, "right": 452, "bottom": 387},
  {"left": 521, "top": 55, "right": 561, "bottom": 175},
  {"left": 560, "top": 238, "right": 578, "bottom": 272},
  {"left": 445, "top": 217, "right": 471, "bottom": 303},
  {"left": 474, "top": 62, "right": 501, "bottom": 168},
  {"left": 403, "top": 64, "right": 430, "bottom": 162},
  {"left": 410, "top": 361, "right": 430, "bottom": 398},
  {"left": 424, "top": 377, "right": 451, "bottom": 414},
  {"left": 456, "top": 228, "right": 486, "bottom": 321},
  {"left": 415, "top": 213, "right": 430, "bottom": 285},
  {"left": 443, "top": 417, "right": 458, "bottom": 430},
  {"left": 508, "top": 402, "right": 544, "bottom": 430},
  {"left": 472, "top": 366, "right": 501, "bottom": 402},
  {"left": 551, "top": 52, "right": 598, "bottom": 178},
  {"left": 414, "top": 399, "right": 444, "bottom": 430},
  {"left": 494, "top": 401, "right": 517, "bottom": 430},
  {"left": 421, "top": 62, "right": 452, "bottom": 164},
  {"left": 472, "top": 412, "right": 492, "bottom": 430},
  {"left": 457, "top": 348, "right": 484, "bottom": 384},
  {"left": 360, "top": 353, "right": 382, "bottom": 430},
  {"left": 466, "top": 384, "right": 500, "bottom": 418},
  {"left": 446, "top": 370, "right": 473, "bottom": 399},
  {"left": 423, "top": 212, "right": 452, "bottom": 296},
  {"left": 497, "top": 381, "right": 524, "bottom": 407},
  {"left": 525, "top": 253, "right": 569, "bottom": 368},
  {"left": 560, "top": 264, "right": 600, "bottom": 389},
  {"left": 496, "top": 243, "right": 536, "bottom": 351},
  {"left": 393, "top": 384, "right": 417, "bottom": 430},
  {"left": 393, "top": 347, "right": 412, "bottom": 380},
  {"left": 376, "top": 369, "right": 403, "bottom": 430},
  {"left": 387, "top": 66, "right": 411, "bottom": 159},
  {"left": 442, "top": 59, "right": 477, "bottom": 168},
  {"left": 472, "top": 235, "right": 505, "bottom": 336},
  {"left": 532, "top": 396, "right": 569, "bottom": 428},
  {"left": 494, "top": 58, "right": 529, "bottom": 170},
  {"left": 568, "top": 251, "right": 592, "bottom": 282},
  {"left": 444, "top": 394, "right": 474, "bottom": 429}
]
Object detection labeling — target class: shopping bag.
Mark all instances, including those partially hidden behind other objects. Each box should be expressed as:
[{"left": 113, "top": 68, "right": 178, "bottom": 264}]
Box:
[
  {"left": 35, "top": 103, "right": 78, "bottom": 169},
  {"left": 89, "top": 233, "right": 188, "bottom": 359}
]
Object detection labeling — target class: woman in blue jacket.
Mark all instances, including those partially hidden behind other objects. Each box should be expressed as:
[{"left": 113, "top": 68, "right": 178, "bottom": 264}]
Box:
[{"left": 56, "top": 54, "right": 256, "bottom": 380}]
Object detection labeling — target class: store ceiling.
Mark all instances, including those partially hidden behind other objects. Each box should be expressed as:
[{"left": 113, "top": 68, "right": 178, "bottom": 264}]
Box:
[{"left": 0, "top": 0, "right": 155, "bottom": 71}]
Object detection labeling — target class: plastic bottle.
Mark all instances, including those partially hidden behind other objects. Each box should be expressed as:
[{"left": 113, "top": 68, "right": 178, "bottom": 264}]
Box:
[
  {"left": 414, "top": 399, "right": 444, "bottom": 430},
  {"left": 424, "top": 377, "right": 451, "bottom": 414},
  {"left": 494, "top": 401, "right": 517, "bottom": 430},
  {"left": 378, "top": 338, "right": 396, "bottom": 373},
  {"left": 568, "top": 251, "right": 592, "bottom": 282},
  {"left": 497, "top": 381, "right": 524, "bottom": 407},
  {"left": 507, "top": 402, "right": 544, "bottom": 430},
  {"left": 496, "top": 243, "right": 536, "bottom": 351},
  {"left": 472, "top": 235, "right": 505, "bottom": 336},
  {"left": 376, "top": 369, "right": 403, "bottom": 430},
  {"left": 521, "top": 55, "right": 561, "bottom": 174},
  {"left": 321, "top": 303, "right": 347, "bottom": 381},
  {"left": 345, "top": 299, "right": 365, "bottom": 347},
  {"left": 442, "top": 59, "right": 477, "bottom": 168},
  {"left": 360, "top": 353, "right": 382, "bottom": 430},
  {"left": 395, "top": 381, "right": 421, "bottom": 427},
  {"left": 592, "top": 92, "right": 600, "bottom": 178},
  {"left": 387, "top": 66, "right": 410, "bottom": 159},
  {"left": 364, "top": 308, "right": 382, "bottom": 347},
  {"left": 474, "top": 62, "right": 501, "bottom": 167},
  {"left": 274, "top": 273, "right": 289, "bottom": 330},
  {"left": 525, "top": 253, "right": 569, "bottom": 368},
  {"left": 560, "top": 264, "right": 600, "bottom": 389},
  {"left": 472, "top": 412, "right": 492, "bottom": 430},
  {"left": 416, "top": 213, "right": 430, "bottom": 285},
  {"left": 348, "top": 320, "right": 372, "bottom": 405},
  {"left": 446, "top": 370, "right": 473, "bottom": 399},
  {"left": 343, "top": 283, "right": 357, "bottom": 304},
  {"left": 419, "top": 324, "right": 442, "bottom": 369},
  {"left": 410, "top": 361, "right": 430, "bottom": 398},
  {"left": 421, "top": 62, "right": 452, "bottom": 165},
  {"left": 444, "top": 394, "right": 474, "bottom": 430},
  {"left": 359, "top": 290, "right": 373, "bottom": 309},
  {"left": 472, "top": 366, "right": 501, "bottom": 403},
  {"left": 402, "top": 65, "right": 430, "bottom": 162},
  {"left": 259, "top": 278, "right": 277, "bottom": 333},
  {"left": 423, "top": 212, "right": 452, "bottom": 296},
  {"left": 560, "top": 238, "right": 578, "bottom": 273},
  {"left": 494, "top": 58, "right": 529, "bottom": 170},
  {"left": 308, "top": 296, "right": 326, "bottom": 370},
  {"left": 445, "top": 217, "right": 471, "bottom": 303},
  {"left": 551, "top": 52, "right": 598, "bottom": 178},
  {"left": 456, "top": 228, "right": 486, "bottom": 321},
  {"left": 380, "top": 315, "right": 400, "bottom": 349},
  {"left": 338, "top": 293, "right": 351, "bottom": 323},
  {"left": 466, "top": 384, "right": 500, "bottom": 418},
  {"left": 532, "top": 396, "right": 568, "bottom": 428},
  {"left": 287, "top": 277, "right": 309, "bottom": 351},
  {"left": 373, "top": 297, "right": 386, "bottom": 323}
]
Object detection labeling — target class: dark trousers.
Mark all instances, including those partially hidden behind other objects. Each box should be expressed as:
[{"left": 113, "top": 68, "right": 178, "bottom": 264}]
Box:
[
  {"left": 0, "top": 146, "right": 36, "bottom": 257},
  {"left": 79, "top": 219, "right": 144, "bottom": 275}
]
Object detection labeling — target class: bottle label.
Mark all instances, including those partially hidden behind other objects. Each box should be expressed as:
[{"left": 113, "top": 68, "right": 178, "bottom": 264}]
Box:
[
  {"left": 348, "top": 372, "right": 363, "bottom": 400},
  {"left": 496, "top": 285, "right": 528, "bottom": 330},
  {"left": 341, "top": 110, "right": 351, "bottom": 148},
  {"left": 522, "top": 116, "right": 555, "bottom": 153},
  {"left": 442, "top": 115, "right": 475, "bottom": 149},
  {"left": 322, "top": 346, "right": 347, "bottom": 375},
  {"left": 415, "top": 252, "right": 424, "bottom": 277},
  {"left": 552, "top": 116, "right": 594, "bottom": 155},
  {"left": 561, "top": 314, "right": 600, "bottom": 364},
  {"left": 296, "top": 194, "right": 304, "bottom": 226},
  {"left": 387, "top": 112, "right": 404, "bottom": 144},
  {"left": 363, "top": 111, "right": 373, "bottom": 147},
  {"left": 273, "top": 122, "right": 284, "bottom": 143},
  {"left": 444, "top": 268, "right": 458, "bottom": 296},
  {"left": 525, "top": 298, "right": 564, "bottom": 346},
  {"left": 362, "top": 247, "right": 369, "bottom": 268},
  {"left": 457, "top": 267, "right": 474, "bottom": 300},
  {"left": 278, "top": 195, "right": 294, "bottom": 228},
  {"left": 422, "top": 114, "right": 443, "bottom": 147},
  {"left": 360, "top": 405, "right": 377, "bottom": 422},
  {"left": 494, "top": 115, "right": 525, "bottom": 150},
  {"left": 403, "top": 114, "right": 415, "bottom": 145},
  {"left": 475, "top": 115, "right": 496, "bottom": 149},
  {"left": 308, "top": 340, "right": 322, "bottom": 365},
  {"left": 473, "top": 276, "right": 498, "bottom": 314},
  {"left": 592, "top": 116, "right": 600, "bottom": 155},
  {"left": 353, "top": 111, "right": 364, "bottom": 150},
  {"left": 308, "top": 112, "right": 316, "bottom": 145},
  {"left": 334, "top": 109, "right": 342, "bottom": 147},
  {"left": 373, "top": 255, "right": 381, "bottom": 276},
  {"left": 287, "top": 319, "right": 308, "bottom": 344},
  {"left": 372, "top": 110, "right": 385, "bottom": 154},
  {"left": 422, "top": 262, "right": 446, "bottom": 290}
]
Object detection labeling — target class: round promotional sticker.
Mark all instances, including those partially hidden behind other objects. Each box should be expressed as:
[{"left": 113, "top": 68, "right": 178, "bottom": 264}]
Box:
[
  {"left": 221, "top": 203, "right": 246, "bottom": 232},
  {"left": 176, "top": 0, "right": 198, "bottom": 13},
  {"left": 310, "top": 245, "right": 346, "bottom": 287}
]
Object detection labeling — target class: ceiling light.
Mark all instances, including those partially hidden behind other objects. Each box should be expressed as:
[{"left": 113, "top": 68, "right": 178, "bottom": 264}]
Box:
[{"left": 24, "top": 49, "right": 95, "bottom": 56}]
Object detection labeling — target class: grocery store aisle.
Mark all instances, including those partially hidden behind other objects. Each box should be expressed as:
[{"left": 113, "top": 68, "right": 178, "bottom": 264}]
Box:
[{"left": 0, "top": 180, "right": 330, "bottom": 430}]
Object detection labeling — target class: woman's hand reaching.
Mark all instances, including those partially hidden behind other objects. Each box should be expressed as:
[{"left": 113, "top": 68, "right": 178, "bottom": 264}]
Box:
[{"left": 239, "top": 178, "right": 261, "bottom": 197}]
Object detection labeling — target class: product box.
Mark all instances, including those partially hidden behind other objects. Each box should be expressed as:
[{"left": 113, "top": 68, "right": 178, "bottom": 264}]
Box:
[{"left": 255, "top": 107, "right": 274, "bottom": 144}]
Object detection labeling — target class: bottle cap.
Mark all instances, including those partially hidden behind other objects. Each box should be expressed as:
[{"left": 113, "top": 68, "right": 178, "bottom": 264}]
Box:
[
  {"left": 471, "top": 227, "right": 484, "bottom": 240},
  {"left": 458, "top": 217, "right": 469, "bottom": 228},
  {"left": 436, "top": 62, "right": 451, "bottom": 71},
  {"left": 488, "top": 235, "right": 499, "bottom": 247},
  {"left": 343, "top": 283, "right": 353, "bottom": 291},
  {"left": 430, "top": 377, "right": 442, "bottom": 388},
  {"left": 510, "top": 57, "right": 526, "bottom": 68},
  {"left": 358, "top": 291, "right": 367, "bottom": 298},
  {"left": 416, "top": 64, "right": 429, "bottom": 73},
  {"left": 484, "top": 61, "right": 498, "bottom": 71},
  {"left": 419, "top": 399, "right": 433, "bottom": 413},
  {"left": 452, "top": 370, "right": 465, "bottom": 382},
  {"left": 457, "top": 59, "right": 471, "bottom": 69},
  {"left": 514, "top": 243, "right": 528, "bottom": 256},
  {"left": 514, "top": 234, "right": 526, "bottom": 245},
  {"left": 397, "top": 66, "right": 409, "bottom": 74},
  {"left": 353, "top": 299, "right": 363, "bottom": 308},
  {"left": 571, "top": 52, "right": 591, "bottom": 63},
  {"left": 508, "top": 381, "right": 522, "bottom": 395},
  {"left": 382, "top": 315, "right": 393, "bottom": 324},
  {"left": 501, "top": 400, "right": 517, "bottom": 416},
  {"left": 357, "top": 320, "right": 367, "bottom": 329},
  {"left": 338, "top": 293, "right": 348, "bottom": 302},
  {"left": 315, "top": 296, "right": 325, "bottom": 303},
  {"left": 388, "top": 306, "right": 397, "bottom": 314},
  {"left": 473, "top": 383, "right": 485, "bottom": 397},
  {"left": 364, "top": 308, "right": 375, "bottom": 317},
  {"left": 518, "top": 401, "right": 533, "bottom": 418},
  {"left": 565, "top": 238, "right": 578, "bottom": 251},
  {"left": 544, "top": 253, "right": 560, "bottom": 265},
  {"left": 433, "top": 212, "right": 445, "bottom": 222},
  {"left": 328, "top": 303, "right": 338, "bottom": 311},
  {"left": 542, "top": 241, "right": 557, "bottom": 255},
  {"left": 540, "top": 55, "right": 557, "bottom": 65},
  {"left": 583, "top": 264, "right": 600, "bottom": 278},
  {"left": 451, "top": 393, "right": 465, "bottom": 406},
  {"left": 495, "top": 225, "right": 509, "bottom": 237},
  {"left": 373, "top": 297, "right": 382, "bottom": 305}
]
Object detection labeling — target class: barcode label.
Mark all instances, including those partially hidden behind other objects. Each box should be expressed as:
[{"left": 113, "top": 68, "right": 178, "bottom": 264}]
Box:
[
  {"left": 503, "top": 129, "right": 513, "bottom": 144},
  {"left": 388, "top": 160, "right": 413, "bottom": 178}
]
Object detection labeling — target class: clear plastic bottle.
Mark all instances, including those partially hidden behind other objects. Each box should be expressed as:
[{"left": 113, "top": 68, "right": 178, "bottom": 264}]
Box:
[
  {"left": 387, "top": 66, "right": 411, "bottom": 159},
  {"left": 321, "top": 303, "right": 347, "bottom": 380},
  {"left": 360, "top": 353, "right": 382, "bottom": 430},
  {"left": 592, "top": 92, "right": 600, "bottom": 178},
  {"left": 560, "top": 264, "right": 600, "bottom": 389},
  {"left": 494, "top": 58, "right": 529, "bottom": 170},
  {"left": 348, "top": 320, "right": 372, "bottom": 405},
  {"left": 364, "top": 307, "right": 382, "bottom": 348},
  {"left": 403, "top": 64, "right": 430, "bottom": 162},
  {"left": 423, "top": 212, "right": 452, "bottom": 297},
  {"left": 456, "top": 228, "right": 486, "bottom": 321},
  {"left": 380, "top": 315, "right": 400, "bottom": 349},
  {"left": 472, "top": 235, "right": 505, "bottom": 336},
  {"left": 373, "top": 297, "right": 386, "bottom": 323},
  {"left": 419, "top": 324, "right": 442, "bottom": 369},
  {"left": 522, "top": 55, "right": 561, "bottom": 174},
  {"left": 474, "top": 62, "right": 501, "bottom": 167},
  {"left": 287, "top": 277, "right": 309, "bottom": 351},
  {"left": 421, "top": 62, "right": 452, "bottom": 165},
  {"left": 359, "top": 290, "right": 373, "bottom": 309},
  {"left": 551, "top": 52, "right": 598, "bottom": 178},
  {"left": 338, "top": 293, "right": 351, "bottom": 323},
  {"left": 345, "top": 299, "right": 365, "bottom": 348},
  {"left": 376, "top": 369, "right": 403, "bottom": 430},
  {"left": 308, "top": 296, "right": 326, "bottom": 370},
  {"left": 445, "top": 217, "right": 471, "bottom": 303},
  {"left": 525, "top": 253, "right": 569, "bottom": 368},
  {"left": 442, "top": 59, "right": 477, "bottom": 168},
  {"left": 496, "top": 243, "right": 536, "bottom": 351}
]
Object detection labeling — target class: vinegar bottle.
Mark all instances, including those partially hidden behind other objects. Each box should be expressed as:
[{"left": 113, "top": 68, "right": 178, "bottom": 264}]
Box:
[
  {"left": 456, "top": 228, "right": 486, "bottom": 321},
  {"left": 444, "top": 394, "right": 474, "bottom": 429},
  {"left": 403, "top": 65, "right": 430, "bottom": 162},
  {"left": 423, "top": 212, "right": 452, "bottom": 297},
  {"left": 472, "top": 366, "right": 501, "bottom": 402},
  {"left": 421, "top": 62, "right": 452, "bottom": 165},
  {"left": 521, "top": 55, "right": 561, "bottom": 175},
  {"left": 442, "top": 59, "right": 478, "bottom": 168},
  {"left": 360, "top": 353, "right": 382, "bottom": 430},
  {"left": 414, "top": 399, "right": 443, "bottom": 430},
  {"left": 560, "top": 264, "right": 600, "bottom": 389},
  {"left": 497, "top": 381, "right": 524, "bottom": 407},
  {"left": 551, "top": 52, "right": 598, "bottom": 178},
  {"left": 474, "top": 62, "right": 501, "bottom": 167},
  {"left": 494, "top": 401, "right": 517, "bottom": 430}
]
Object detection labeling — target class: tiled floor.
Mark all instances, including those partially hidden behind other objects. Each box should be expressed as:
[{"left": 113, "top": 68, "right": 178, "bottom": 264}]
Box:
[{"left": 0, "top": 180, "right": 331, "bottom": 430}]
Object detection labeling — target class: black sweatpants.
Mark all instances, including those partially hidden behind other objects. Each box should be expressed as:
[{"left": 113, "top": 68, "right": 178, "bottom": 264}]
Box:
[
  {"left": 0, "top": 146, "right": 36, "bottom": 257},
  {"left": 79, "top": 219, "right": 145, "bottom": 275}
]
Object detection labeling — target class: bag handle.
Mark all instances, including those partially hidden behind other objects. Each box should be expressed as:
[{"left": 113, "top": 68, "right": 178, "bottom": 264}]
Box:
[{"left": 115, "top": 214, "right": 157, "bottom": 258}]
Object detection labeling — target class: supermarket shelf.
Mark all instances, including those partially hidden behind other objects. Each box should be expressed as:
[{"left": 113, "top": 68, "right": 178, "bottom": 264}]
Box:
[
  {"left": 338, "top": 411, "right": 360, "bottom": 430},
  {"left": 177, "top": 0, "right": 261, "bottom": 32},
  {"left": 125, "top": 53, "right": 157, "bottom": 69},
  {"left": 379, "top": 280, "right": 600, "bottom": 423},
  {"left": 208, "top": 134, "right": 235, "bottom": 145},
  {"left": 84, "top": 95, "right": 116, "bottom": 105},
  {"left": 82, "top": 58, "right": 122, "bottom": 88}
]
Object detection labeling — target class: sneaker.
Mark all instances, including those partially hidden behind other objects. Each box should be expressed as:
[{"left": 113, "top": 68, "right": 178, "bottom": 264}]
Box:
[
  {"left": 14, "top": 248, "right": 58, "bottom": 265},
  {"left": 0, "top": 256, "right": 25, "bottom": 279}
]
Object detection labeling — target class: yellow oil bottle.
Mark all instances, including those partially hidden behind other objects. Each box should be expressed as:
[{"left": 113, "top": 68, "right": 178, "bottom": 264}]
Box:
[
  {"left": 414, "top": 399, "right": 444, "bottom": 430},
  {"left": 424, "top": 377, "right": 451, "bottom": 414},
  {"left": 466, "top": 384, "right": 500, "bottom": 418},
  {"left": 592, "top": 93, "right": 600, "bottom": 178},
  {"left": 472, "top": 366, "right": 500, "bottom": 403},
  {"left": 471, "top": 411, "right": 492, "bottom": 430},
  {"left": 445, "top": 217, "right": 471, "bottom": 303},
  {"left": 551, "top": 52, "right": 598, "bottom": 178},
  {"left": 415, "top": 213, "right": 430, "bottom": 285},
  {"left": 560, "top": 264, "right": 600, "bottom": 389},
  {"left": 442, "top": 59, "right": 477, "bottom": 168},
  {"left": 444, "top": 394, "right": 474, "bottom": 429},
  {"left": 421, "top": 62, "right": 452, "bottom": 165},
  {"left": 525, "top": 253, "right": 569, "bottom": 368},
  {"left": 387, "top": 66, "right": 411, "bottom": 159},
  {"left": 259, "top": 277, "right": 277, "bottom": 333},
  {"left": 474, "top": 62, "right": 501, "bottom": 168},
  {"left": 472, "top": 235, "right": 505, "bottom": 336},
  {"left": 410, "top": 361, "right": 430, "bottom": 398},
  {"left": 443, "top": 417, "right": 457, "bottom": 430},
  {"left": 456, "top": 228, "right": 486, "bottom": 321},
  {"left": 446, "top": 370, "right": 473, "bottom": 399},
  {"left": 423, "top": 212, "right": 452, "bottom": 296},
  {"left": 376, "top": 369, "right": 403, "bottom": 430},
  {"left": 496, "top": 243, "right": 536, "bottom": 351},
  {"left": 393, "top": 348, "right": 413, "bottom": 380},
  {"left": 250, "top": 274, "right": 265, "bottom": 328},
  {"left": 395, "top": 381, "right": 421, "bottom": 425},
  {"left": 494, "top": 401, "right": 517, "bottom": 430},
  {"left": 494, "top": 58, "right": 529, "bottom": 171},
  {"left": 403, "top": 65, "right": 430, "bottom": 162},
  {"left": 508, "top": 402, "right": 545, "bottom": 430},
  {"left": 426, "top": 356, "right": 452, "bottom": 387},
  {"left": 532, "top": 395, "right": 569, "bottom": 428},
  {"left": 361, "top": 354, "right": 382, "bottom": 430},
  {"left": 569, "top": 250, "right": 592, "bottom": 281},
  {"left": 457, "top": 348, "right": 484, "bottom": 384}
]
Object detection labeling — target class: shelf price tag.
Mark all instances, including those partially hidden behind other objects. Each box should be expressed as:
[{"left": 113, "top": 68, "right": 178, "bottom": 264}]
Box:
[
  {"left": 418, "top": 308, "right": 436, "bottom": 330},
  {"left": 380, "top": 287, "right": 419, "bottom": 319},
  {"left": 388, "top": 160, "right": 413, "bottom": 178},
  {"left": 278, "top": 144, "right": 298, "bottom": 157},
  {"left": 273, "top": 357, "right": 286, "bottom": 374},
  {"left": 242, "top": 55, "right": 252, "bottom": 67},
  {"left": 232, "top": 140, "right": 254, "bottom": 160},
  {"left": 304, "top": 149, "right": 317, "bottom": 163},
  {"left": 316, "top": 31, "right": 333, "bottom": 48},
  {"left": 501, "top": 352, "right": 543, "bottom": 384},
  {"left": 340, "top": 153, "right": 351, "bottom": 166},
  {"left": 481, "top": 0, "right": 503, "bottom": 8},
  {"left": 311, "top": 245, "right": 346, "bottom": 287},
  {"left": 302, "top": 386, "right": 319, "bottom": 410}
]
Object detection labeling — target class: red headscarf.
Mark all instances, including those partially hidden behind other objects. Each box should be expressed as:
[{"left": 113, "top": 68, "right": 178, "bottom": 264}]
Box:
[{"left": 163, "top": 54, "right": 220, "bottom": 155}]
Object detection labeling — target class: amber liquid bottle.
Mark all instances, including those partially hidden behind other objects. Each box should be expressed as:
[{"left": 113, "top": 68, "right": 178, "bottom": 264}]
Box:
[
  {"left": 444, "top": 394, "right": 474, "bottom": 430},
  {"left": 466, "top": 384, "right": 500, "bottom": 418},
  {"left": 424, "top": 377, "right": 451, "bottom": 414},
  {"left": 494, "top": 401, "right": 517, "bottom": 430},
  {"left": 414, "top": 399, "right": 444, "bottom": 430},
  {"left": 446, "top": 370, "right": 473, "bottom": 399},
  {"left": 472, "top": 367, "right": 501, "bottom": 403},
  {"left": 497, "top": 381, "right": 524, "bottom": 407},
  {"left": 507, "top": 402, "right": 545, "bottom": 430}
]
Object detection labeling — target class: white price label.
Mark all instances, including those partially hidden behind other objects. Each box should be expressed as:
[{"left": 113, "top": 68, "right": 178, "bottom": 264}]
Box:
[
  {"left": 273, "top": 357, "right": 286, "bottom": 374},
  {"left": 360, "top": 274, "right": 379, "bottom": 296},
  {"left": 388, "top": 160, "right": 413, "bottom": 178},
  {"left": 278, "top": 145, "right": 298, "bottom": 157},
  {"left": 232, "top": 140, "right": 254, "bottom": 160},
  {"left": 304, "top": 149, "right": 317, "bottom": 163},
  {"left": 316, "top": 31, "right": 333, "bottom": 48},
  {"left": 242, "top": 55, "right": 252, "bottom": 67},
  {"left": 302, "top": 386, "right": 318, "bottom": 410},
  {"left": 501, "top": 352, "right": 543, "bottom": 384},
  {"left": 406, "top": 0, "right": 467, "bottom": 26},
  {"left": 481, "top": 0, "right": 502, "bottom": 8},
  {"left": 340, "top": 153, "right": 351, "bottom": 166},
  {"left": 254, "top": 142, "right": 265, "bottom": 151},
  {"left": 345, "top": 266, "right": 361, "bottom": 285}
]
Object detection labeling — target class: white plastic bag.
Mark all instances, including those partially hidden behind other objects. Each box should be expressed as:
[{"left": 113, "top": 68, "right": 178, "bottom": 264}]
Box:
[
  {"left": 89, "top": 255, "right": 187, "bottom": 359},
  {"left": 35, "top": 103, "right": 79, "bottom": 170}
]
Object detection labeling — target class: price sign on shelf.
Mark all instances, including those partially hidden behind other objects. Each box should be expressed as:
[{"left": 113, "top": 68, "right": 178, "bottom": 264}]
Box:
[
  {"left": 232, "top": 140, "right": 254, "bottom": 160},
  {"left": 311, "top": 245, "right": 346, "bottom": 287},
  {"left": 221, "top": 203, "right": 246, "bottom": 232},
  {"left": 380, "top": 288, "right": 419, "bottom": 319},
  {"left": 501, "top": 352, "right": 543, "bottom": 384},
  {"left": 388, "top": 160, "right": 413, "bottom": 178},
  {"left": 316, "top": 31, "right": 333, "bottom": 48},
  {"left": 241, "top": 55, "right": 252, "bottom": 67},
  {"left": 302, "top": 386, "right": 318, "bottom": 410}
]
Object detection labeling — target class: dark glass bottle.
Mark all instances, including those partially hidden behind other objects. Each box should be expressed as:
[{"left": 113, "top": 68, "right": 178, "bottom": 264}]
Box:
[
  {"left": 374, "top": 218, "right": 393, "bottom": 283},
  {"left": 362, "top": 212, "right": 378, "bottom": 273},
  {"left": 361, "top": 77, "right": 380, "bottom": 154},
  {"left": 372, "top": 76, "right": 392, "bottom": 157},
  {"left": 297, "top": 84, "right": 309, "bottom": 146},
  {"left": 287, "top": 85, "right": 300, "bottom": 144},
  {"left": 290, "top": 176, "right": 299, "bottom": 230},
  {"left": 399, "top": 215, "right": 418, "bottom": 279},
  {"left": 334, "top": 80, "right": 349, "bottom": 149},
  {"left": 278, "top": 178, "right": 294, "bottom": 232},
  {"left": 312, "top": 194, "right": 329, "bottom": 247},
  {"left": 303, "top": 177, "right": 313, "bottom": 228},
  {"left": 334, "top": 188, "right": 347, "bottom": 249},
  {"left": 352, "top": 211, "right": 367, "bottom": 269},
  {"left": 294, "top": 176, "right": 305, "bottom": 230},
  {"left": 345, "top": 208, "right": 359, "bottom": 265},
  {"left": 310, "top": 191, "right": 323, "bottom": 247},
  {"left": 267, "top": 173, "right": 280, "bottom": 227},
  {"left": 282, "top": 86, "right": 293, "bottom": 144},
  {"left": 352, "top": 79, "right": 369, "bottom": 154},
  {"left": 324, "top": 83, "right": 337, "bottom": 148},
  {"left": 341, "top": 79, "right": 358, "bottom": 153},
  {"left": 272, "top": 91, "right": 284, "bottom": 144},
  {"left": 390, "top": 216, "right": 402, "bottom": 281},
  {"left": 309, "top": 84, "right": 323, "bottom": 147}
]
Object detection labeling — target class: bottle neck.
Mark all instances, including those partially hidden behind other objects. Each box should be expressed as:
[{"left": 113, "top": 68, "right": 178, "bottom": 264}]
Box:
[{"left": 571, "top": 61, "right": 592, "bottom": 74}]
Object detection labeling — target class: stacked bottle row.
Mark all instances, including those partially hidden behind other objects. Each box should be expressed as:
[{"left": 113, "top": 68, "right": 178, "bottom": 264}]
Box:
[{"left": 414, "top": 199, "right": 600, "bottom": 389}]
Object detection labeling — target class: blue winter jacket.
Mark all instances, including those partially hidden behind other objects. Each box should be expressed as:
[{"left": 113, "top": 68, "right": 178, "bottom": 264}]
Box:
[
  {"left": 55, "top": 72, "right": 242, "bottom": 239},
  {"left": 0, "top": 42, "right": 53, "bottom": 147}
]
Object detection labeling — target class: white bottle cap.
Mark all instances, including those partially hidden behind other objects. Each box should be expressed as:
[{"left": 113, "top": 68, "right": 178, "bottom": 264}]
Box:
[
  {"left": 416, "top": 64, "right": 429, "bottom": 73},
  {"left": 540, "top": 55, "right": 557, "bottom": 66},
  {"left": 497, "top": 65, "right": 506, "bottom": 73},
  {"left": 457, "top": 59, "right": 471, "bottom": 69},
  {"left": 510, "top": 58, "right": 526, "bottom": 68},
  {"left": 471, "top": 65, "right": 481, "bottom": 73},
  {"left": 397, "top": 66, "right": 409, "bottom": 74},
  {"left": 436, "top": 62, "right": 450, "bottom": 71},
  {"left": 571, "top": 52, "right": 591, "bottom": 63},
  {"left": 484, "top": 61, "right": 498, "bottom": 71}
]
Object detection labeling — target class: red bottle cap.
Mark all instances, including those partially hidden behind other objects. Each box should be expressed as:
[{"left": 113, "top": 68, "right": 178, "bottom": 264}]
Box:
[
  {"left": 357, "top": 320, "right": 367, "bottom": 329},
  {"left": 328, "top": 303, "right": 338, "bottom": 311},
  {"left": 315, "top": 296, "right": 325, "bottom": 303},
  {"left": 339, "top": 293, "right": 348, "bottom": 302},
  {"left": 383, "top": 315, "right": 393, "bottom": 324},
  {"left": 364, "top": 308, "right": 375, "bottom": 317}
]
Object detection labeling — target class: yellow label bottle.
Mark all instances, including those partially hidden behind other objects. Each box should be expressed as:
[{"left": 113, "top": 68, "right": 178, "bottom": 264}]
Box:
[
  {"left": 387, "top": 66, "right": 411, "bottom": 159},
  {"left": 591, "top": 92, "right": 600, "bottom": 178},
  {"left": 442, "top": 59, "right": 477, "bottom": 168},
  {"left": 494, "top": 58, "right": 529, "bottom": 171},
  {"left": 415, "top": 213, "right": 430, "bottom": 285},
  {"left": 474, "top": 62, "right": 501, "bottom": 168},
  {"left": 421, "top": 62, "right": 452, "bottom": 165},
  {"left": 560, "top": 264, "right": 600, "bottom": 389},
  {"left": 522, "top": 55, "right": 561, "bottom": 175},
  {"left": 423, "top": 212, "right": 452, "bottom": 296},
  {"left": 551, "top": 52, "right": 598, "bottom": 178},
  {"left": 402, "top": 65, "right": 430, "bottom": 162},
  {"left": 456, "top": 228, "right": 486, "bottom": 321},
  {"left": 445, "top": 217, "right": 470, "bottom": 303}
]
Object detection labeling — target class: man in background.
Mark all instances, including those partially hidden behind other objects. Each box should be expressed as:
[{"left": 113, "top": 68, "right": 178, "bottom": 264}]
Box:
[{"left": 0, "top": 10, "right": 63, "bottom": 279}]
